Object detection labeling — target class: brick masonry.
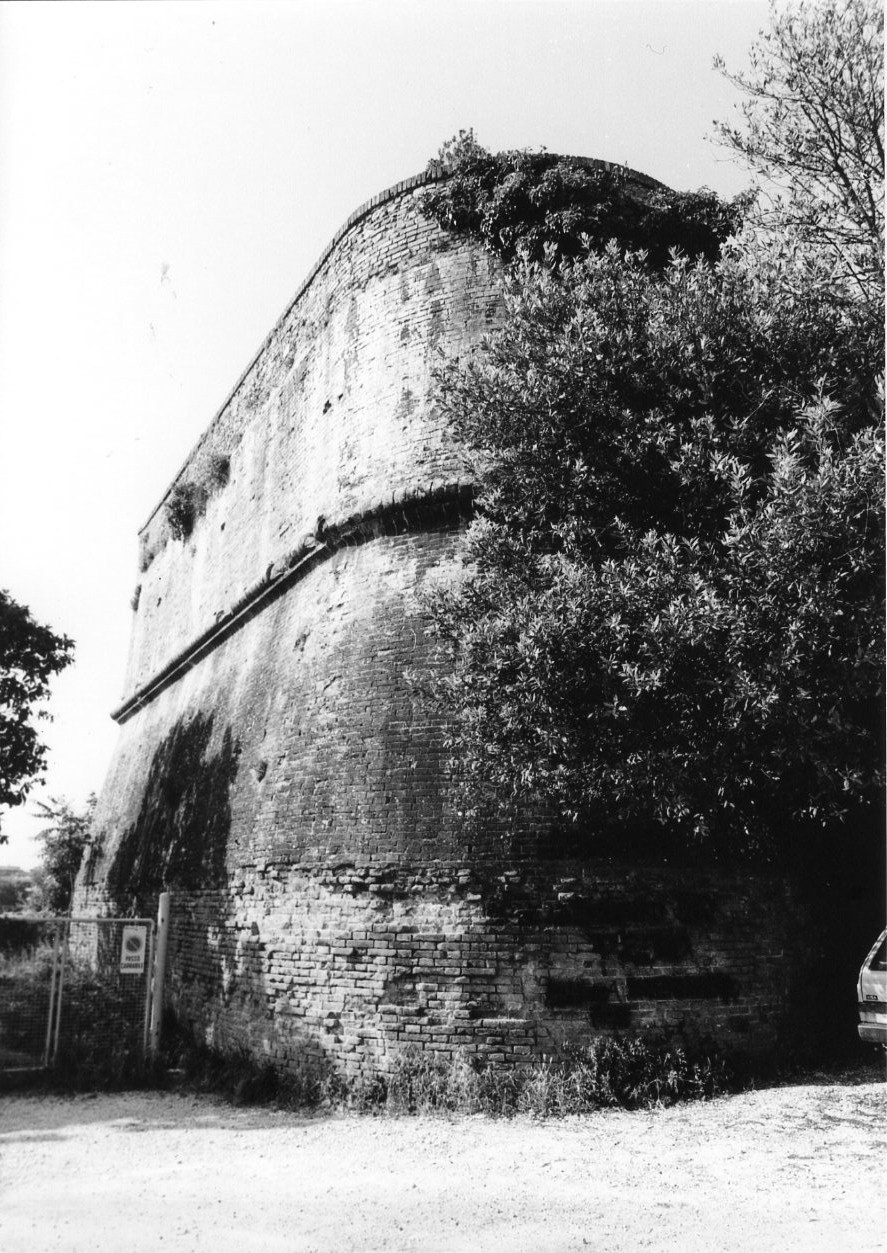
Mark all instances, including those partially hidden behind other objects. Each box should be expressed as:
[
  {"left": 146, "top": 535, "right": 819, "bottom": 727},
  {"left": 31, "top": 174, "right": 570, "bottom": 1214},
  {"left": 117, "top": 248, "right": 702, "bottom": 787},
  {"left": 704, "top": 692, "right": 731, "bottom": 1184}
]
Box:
[{"left": 77, "top": 167, "right": 850, "bottom": 1074}]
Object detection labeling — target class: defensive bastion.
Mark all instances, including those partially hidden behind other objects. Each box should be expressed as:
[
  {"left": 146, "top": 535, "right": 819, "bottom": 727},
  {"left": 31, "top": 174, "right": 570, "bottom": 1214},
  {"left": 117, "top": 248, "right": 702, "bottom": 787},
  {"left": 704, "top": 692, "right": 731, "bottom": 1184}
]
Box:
[{"left": 79, "top": 163, "right": 832, "bottom": 1076}]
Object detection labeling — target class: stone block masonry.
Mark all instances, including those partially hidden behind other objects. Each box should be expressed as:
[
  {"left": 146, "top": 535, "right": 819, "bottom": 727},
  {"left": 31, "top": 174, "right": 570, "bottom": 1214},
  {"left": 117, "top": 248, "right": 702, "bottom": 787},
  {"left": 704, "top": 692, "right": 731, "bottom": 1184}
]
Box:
[{"left": 78, "top": 163, "right": 838, "bottom": 1075}]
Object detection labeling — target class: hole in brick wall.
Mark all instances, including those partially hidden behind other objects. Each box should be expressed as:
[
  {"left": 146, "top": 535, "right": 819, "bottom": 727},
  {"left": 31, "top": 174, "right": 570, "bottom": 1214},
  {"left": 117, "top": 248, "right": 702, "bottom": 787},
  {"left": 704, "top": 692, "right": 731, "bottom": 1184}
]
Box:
[
  {"left": 546, "top": 980, "right": 634, "bottom": 1027},
  {"left": 578, "top": 931, "right": 621, "bottom": 959},
  {"left": 627, "top": 972, "right": 739, "bottom": 1002},
  {"left": 382, "top": 973, "right": 417, "bottom": 1005},
  {"left": 544, "top": 825, "right": 586, "bottom": 859},
  {"left": 619, "top": 927, "right": 693, "bottom": 965},
  {"left": 550, "top": 896, "right": 668, "bottom": 929},
  {"left": 546, "top": 978, "right": 617, "bottom": 1009},
  {"left": 671, "top": 891, "right": 718, "bottom": 926},
  {"left": 587, "top": 1003, "right": 634, "bottom": 1028}
]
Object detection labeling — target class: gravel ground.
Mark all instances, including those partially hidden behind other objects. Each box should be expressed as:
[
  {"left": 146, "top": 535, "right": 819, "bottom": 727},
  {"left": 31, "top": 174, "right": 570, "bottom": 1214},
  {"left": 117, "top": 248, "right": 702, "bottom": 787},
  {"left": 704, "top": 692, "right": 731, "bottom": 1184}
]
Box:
[{"left": 1, "top": 1066, "right": 884, "bottom": 1253}]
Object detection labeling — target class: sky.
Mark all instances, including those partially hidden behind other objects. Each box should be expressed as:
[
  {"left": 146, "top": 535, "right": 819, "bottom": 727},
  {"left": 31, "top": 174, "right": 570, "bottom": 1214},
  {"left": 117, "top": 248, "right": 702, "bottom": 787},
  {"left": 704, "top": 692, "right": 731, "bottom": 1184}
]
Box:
[{"left": 0, "top": 0, "right": 768, "bottom": 869}]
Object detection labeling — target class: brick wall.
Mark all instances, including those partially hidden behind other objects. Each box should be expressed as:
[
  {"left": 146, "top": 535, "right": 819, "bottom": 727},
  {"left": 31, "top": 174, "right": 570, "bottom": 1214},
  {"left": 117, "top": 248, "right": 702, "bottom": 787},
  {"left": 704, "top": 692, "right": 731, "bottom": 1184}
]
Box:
[
  {"left": 123, "top": 182, "right": 500, "bottom": 699},
  {"left": 80, "top": 168, "right": 840, "bottom": 1075},
  {"left": 153, "top": 859, "right": 804, "bottom": 1077}
]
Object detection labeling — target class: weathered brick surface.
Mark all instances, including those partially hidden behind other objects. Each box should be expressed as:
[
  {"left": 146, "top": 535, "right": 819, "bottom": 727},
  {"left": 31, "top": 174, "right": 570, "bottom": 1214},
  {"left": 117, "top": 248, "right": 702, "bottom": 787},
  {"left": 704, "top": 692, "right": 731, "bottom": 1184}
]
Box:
[
  {"left": 79, "top": 169, "right": 828, "bottom": 1075},
  {"left": 124, "top": 187, "right": 500, "bottom": 697}
]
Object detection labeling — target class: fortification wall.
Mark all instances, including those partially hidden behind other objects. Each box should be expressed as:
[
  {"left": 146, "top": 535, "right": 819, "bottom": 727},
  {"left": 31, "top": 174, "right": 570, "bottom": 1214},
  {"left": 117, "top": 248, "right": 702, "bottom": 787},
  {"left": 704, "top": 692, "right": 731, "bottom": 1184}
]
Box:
[
  {"left": 81, "top": 167, "right": 837, "bottom": 1076},
  {"left": 122, "top": 176, "right": 499, "bottom": 702},
  {"left": 86, "top": 517, "right": 816, "bottom": 1073}
]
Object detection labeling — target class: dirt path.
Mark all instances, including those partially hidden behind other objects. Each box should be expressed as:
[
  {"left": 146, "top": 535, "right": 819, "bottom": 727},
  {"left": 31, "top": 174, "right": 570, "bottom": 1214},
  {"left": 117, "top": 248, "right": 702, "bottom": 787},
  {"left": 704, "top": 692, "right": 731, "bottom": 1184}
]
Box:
[{"left": 1, "top": 1073, "right": 884, "bottom": 1253}]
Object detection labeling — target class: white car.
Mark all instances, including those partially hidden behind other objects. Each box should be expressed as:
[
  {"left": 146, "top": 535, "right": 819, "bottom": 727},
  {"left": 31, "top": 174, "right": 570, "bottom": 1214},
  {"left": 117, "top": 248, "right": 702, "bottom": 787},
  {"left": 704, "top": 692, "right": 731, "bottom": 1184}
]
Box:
[{"left": 857, "top": 929, "right": 887, "bottom": 1047}]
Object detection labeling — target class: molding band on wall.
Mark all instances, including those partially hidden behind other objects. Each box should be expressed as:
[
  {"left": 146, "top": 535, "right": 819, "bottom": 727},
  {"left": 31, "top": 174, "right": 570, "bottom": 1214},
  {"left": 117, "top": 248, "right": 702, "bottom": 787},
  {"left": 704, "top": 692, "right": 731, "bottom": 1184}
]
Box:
[{"left": 112, "top": 482, "right": 474, "bottom": 726}]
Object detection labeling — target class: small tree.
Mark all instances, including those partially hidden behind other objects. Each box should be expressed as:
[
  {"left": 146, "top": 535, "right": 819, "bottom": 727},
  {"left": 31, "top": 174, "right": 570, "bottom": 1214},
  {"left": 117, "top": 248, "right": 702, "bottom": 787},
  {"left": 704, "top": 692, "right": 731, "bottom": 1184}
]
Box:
[
  {"left": 0, "top": 590, "right": 74, "bottom": 838},
  {"left": 714, "top": 0, "right": 884, "bottom": 302},
  {"left": 426, "top": 244, "right": 883, "bottom": 856},
  {"left": 420, "top": 9, "right": 884, "bottom": 858},
  {"left": 33, "top": 794, "right": 97, "bottom": 914}
]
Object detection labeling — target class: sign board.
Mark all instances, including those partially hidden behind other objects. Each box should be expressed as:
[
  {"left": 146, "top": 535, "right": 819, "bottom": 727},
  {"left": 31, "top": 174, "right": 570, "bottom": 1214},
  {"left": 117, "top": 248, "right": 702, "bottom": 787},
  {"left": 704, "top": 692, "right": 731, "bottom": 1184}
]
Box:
[{"left": 120, "top": 924, "right": 148, "bottom": 974}]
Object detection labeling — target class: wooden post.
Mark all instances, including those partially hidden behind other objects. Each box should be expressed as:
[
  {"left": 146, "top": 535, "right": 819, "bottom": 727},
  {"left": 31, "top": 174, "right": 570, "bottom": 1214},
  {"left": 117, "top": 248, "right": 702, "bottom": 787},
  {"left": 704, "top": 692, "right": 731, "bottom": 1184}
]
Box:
[
  {"left": 149, "top": 892, "right": 171, "bottom": 1057},
  {"left": 43, "top": 926, "right": 62, "bottom": 1066}
]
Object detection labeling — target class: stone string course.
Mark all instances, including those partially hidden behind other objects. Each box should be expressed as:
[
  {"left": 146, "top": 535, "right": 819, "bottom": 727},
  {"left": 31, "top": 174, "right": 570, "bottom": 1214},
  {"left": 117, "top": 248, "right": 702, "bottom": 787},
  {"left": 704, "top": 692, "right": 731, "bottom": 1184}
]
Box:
[{"left": 79, "top": 163, "right": 824, "bottom": 1076}]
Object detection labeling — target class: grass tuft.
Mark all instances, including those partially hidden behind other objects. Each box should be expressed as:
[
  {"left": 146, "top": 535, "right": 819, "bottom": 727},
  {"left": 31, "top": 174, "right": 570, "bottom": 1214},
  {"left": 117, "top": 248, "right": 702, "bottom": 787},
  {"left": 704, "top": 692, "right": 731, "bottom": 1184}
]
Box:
[{"left": 160, "top": 1022, "right": 738, "bottom": 1116}]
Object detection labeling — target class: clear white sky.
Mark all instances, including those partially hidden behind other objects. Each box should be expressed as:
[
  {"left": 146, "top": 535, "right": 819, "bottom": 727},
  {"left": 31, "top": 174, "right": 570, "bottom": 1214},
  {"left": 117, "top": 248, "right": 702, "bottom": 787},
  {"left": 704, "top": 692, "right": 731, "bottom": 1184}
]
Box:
[{"left": 0, "top": 0, "right": 767, "bottom": 868}]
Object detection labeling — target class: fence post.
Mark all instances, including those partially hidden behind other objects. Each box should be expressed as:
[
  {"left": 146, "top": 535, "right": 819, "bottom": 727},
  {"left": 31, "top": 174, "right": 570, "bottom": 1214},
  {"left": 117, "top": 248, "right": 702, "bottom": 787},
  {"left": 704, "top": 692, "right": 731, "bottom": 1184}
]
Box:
[
  {"left": 50, "top": 919, "right": 71, "bottom": 1065},
  {"left": 43, "top": 926, "right": 62, "bottom": 1066},
  {"left": 149, "top": 892, "right": 171, "bottom": 1057}
]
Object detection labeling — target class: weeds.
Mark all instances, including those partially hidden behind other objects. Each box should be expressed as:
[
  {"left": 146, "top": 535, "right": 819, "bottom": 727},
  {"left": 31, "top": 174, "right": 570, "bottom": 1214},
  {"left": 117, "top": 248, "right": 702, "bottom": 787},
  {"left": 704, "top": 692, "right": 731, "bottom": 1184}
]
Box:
[
  {"left": 162, "top": 1025, "right": 737, "bottom": 1117},
  {"left": 166, "top": 481, "right": 203, "bottom": 541},
  {"left": 0, "top": 938, "right": 152, "bottom": 1093},
  {"left": 169, "top": 1033, "right": 326, "bottom": 1108},
  {"left": 207, "top": 453, "right": 230, "bottom": 490},
  {"left": 1, "top": 948, "right": 737, "bottom": 1108},
  {"left": 374, "top": 1038, "right": 734, "bottom": 1116},
  {"left": 165, "top": 453, "right": 231, "bottom": 542}
]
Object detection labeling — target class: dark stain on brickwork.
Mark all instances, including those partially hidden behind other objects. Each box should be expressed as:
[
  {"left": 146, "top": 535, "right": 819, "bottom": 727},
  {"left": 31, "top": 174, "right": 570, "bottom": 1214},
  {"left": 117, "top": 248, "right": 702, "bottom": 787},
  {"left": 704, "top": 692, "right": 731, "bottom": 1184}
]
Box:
[
  {"left": 428, "top": 298, "right": 444, "bottom": 345},
  {"left": 105, "top": 713, "right": 240, "bottom": 899}
]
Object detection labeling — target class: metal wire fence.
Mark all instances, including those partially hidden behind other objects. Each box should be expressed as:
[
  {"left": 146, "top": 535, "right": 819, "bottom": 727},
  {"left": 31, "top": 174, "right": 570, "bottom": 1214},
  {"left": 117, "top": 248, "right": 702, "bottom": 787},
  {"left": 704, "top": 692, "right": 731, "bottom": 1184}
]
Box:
[{"left": 0, "top": 915, "right": 156, "bottom": 1074}]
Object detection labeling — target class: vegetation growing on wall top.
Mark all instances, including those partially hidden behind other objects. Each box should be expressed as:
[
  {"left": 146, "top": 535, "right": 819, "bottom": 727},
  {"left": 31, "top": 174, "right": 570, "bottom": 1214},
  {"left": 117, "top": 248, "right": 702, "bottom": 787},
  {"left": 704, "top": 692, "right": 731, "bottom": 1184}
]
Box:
[
  {"left": 422, "top": 129, "right": 747, "bottom": 267},
  {"left": 164, "top": 453, "right": 231, "bottom": 545},
  {"left": 166, "top": 481, "right": 203, "bottom": 542}
]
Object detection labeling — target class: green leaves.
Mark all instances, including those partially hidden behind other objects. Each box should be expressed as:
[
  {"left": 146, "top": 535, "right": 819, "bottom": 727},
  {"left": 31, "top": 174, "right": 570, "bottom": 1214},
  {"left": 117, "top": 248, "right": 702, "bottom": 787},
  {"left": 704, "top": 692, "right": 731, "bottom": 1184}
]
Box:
[
  {"left": 421, "top": 144, "right": 745, "bottom": 268},
  {"left": 33, "top": 794, "right": 97, "bottom": 912},
  {"left": 422, "top": 65, "right": 883, "bottom": 856},
  {"left": 714, "top": 0, "right": 884, "bottom": 305},
  {"left": 425, "top": 241, "right": 884, "bottom": 856},
  {"left": 0, "top": 591, "right": 74, "bottom": 830}
]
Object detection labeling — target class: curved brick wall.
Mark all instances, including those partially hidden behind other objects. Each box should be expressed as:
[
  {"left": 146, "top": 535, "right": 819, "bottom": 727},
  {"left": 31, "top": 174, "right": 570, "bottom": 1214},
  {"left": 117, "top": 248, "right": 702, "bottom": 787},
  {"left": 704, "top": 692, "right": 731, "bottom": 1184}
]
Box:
[
  {"left": 79, "top": 166, "right": 850, "bottom": 1076},
  {"left": 122, "top": 175, "right": 500, "bottom": 699}
]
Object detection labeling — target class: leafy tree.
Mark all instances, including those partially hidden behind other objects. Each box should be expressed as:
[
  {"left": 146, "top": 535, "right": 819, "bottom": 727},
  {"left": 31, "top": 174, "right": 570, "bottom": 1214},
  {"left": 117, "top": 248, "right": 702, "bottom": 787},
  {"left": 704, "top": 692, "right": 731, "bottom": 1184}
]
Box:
[
  {"left": 0, "top": 866, "right": 33, "bottom": 913},
  {"left": 714, "top": 0, "right": 884, "bottom": 302},
  {"left": 0, "top": 590, "right": 73, "bottom": 838},
  {"left": 420, "top": 8, "right": 884, "bottom": 860},
  {"left": 426, "top": 242, "right": 883, "bottom": 856},
  {"left": 33, "top": 794, "right": 97, "bottom": 913}
]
